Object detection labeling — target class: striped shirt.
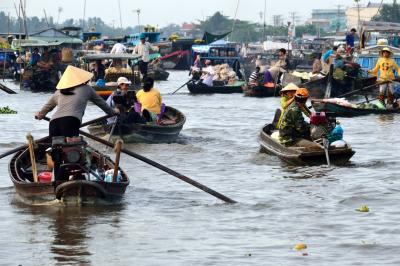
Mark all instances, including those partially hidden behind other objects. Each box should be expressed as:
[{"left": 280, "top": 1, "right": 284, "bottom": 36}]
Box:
[{"left": 249, "top": 71, "right": 260, "bottom": 83}]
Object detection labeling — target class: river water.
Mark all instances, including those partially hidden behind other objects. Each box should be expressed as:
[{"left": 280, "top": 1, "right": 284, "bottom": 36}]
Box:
[{"left": 0, "top": 71, "right": 399, "bottom": 265}]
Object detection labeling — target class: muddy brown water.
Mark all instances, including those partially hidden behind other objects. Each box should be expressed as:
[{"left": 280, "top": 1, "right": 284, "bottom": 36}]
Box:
[{"left": 0, "top": 71, "right": 399, "bottom": 265}]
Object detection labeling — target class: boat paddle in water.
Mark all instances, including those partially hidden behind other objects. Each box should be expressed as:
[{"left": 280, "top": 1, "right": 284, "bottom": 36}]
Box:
[{"left": 79, "top": 130, "right": 237, "bottom": 204}]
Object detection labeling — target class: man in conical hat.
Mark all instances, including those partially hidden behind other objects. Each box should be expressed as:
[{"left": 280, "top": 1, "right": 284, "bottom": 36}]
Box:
[
  {"left": 35, "top": 65, "right": 117, "bottom": 137},
  {"left": 369, "top": 47, "right": 400, "bottom": 107}
]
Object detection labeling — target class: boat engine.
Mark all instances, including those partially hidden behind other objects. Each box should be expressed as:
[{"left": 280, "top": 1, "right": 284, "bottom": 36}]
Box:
[{"left": 51, "top": 136, "right": 88, "bottom": 181}]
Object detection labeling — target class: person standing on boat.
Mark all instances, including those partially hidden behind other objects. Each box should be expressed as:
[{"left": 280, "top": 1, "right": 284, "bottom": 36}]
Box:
[
  {"left": 133, "top": 33, "right": 159, "bottom": 78},
  {"left": 368, "top": 47, "right": 400, "bottom": 107},
  {"left": 110, "top": 39, "right": 127, "bottom": 54},
  {"left": 29, "top": 48, "right": 41, "bottom": 67},
  {"left": 278, "top": 88, "right": 314, "bottom": 146},
  {"left": 35, "top": 65, "right": 118, "bottom": 137},
  {"left": 200, "top": 60, "right": 215, "bottom": 86},
  {"left": 136, "top": 76, "right": 162, "bottom": 122},
  {"left": 345, "top": 28, "right": 357, "bottom": 54}
]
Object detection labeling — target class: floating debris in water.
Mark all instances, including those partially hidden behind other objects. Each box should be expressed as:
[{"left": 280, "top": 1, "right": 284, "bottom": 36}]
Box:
[
  {"left": 294, "top": 243, "right": 307, "bottom": 251},
  {"left": 0, "top": 106, "right": 17, "bottom": 114},
  {"left": 356, "top": 205, "right": 370, "bottom": 212}
]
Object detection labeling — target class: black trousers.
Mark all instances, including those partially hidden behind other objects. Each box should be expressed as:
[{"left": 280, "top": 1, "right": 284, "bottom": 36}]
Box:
[
  {"left": 49, "top": 116, "right": 81, "bottom": 138},
  {"left": 138, "top": 61, "right": 149, "bottom": 77}
]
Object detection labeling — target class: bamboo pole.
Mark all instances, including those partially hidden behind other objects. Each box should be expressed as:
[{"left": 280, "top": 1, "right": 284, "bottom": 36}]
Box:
[
  {"left": 112, "top": 139, "right": 123, "bottom": 182},
  {"left": 26, "top": 133, "right": 38, "bottom": 182}
]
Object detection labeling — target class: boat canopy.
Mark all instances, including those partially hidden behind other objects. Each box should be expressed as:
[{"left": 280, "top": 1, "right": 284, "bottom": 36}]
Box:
[
  {"left": 82, "top": 53, "right": 142, "bottom": 61},
  {"left": 361, "top": 21, "right": 400, "bottom": 33}
]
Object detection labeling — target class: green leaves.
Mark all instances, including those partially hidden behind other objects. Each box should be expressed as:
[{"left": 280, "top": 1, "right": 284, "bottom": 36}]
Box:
[{"left": 0, "top": 106, "right": 17, "bottom": 114}]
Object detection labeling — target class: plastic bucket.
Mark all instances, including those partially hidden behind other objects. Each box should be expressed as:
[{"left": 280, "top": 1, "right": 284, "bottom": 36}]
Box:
[{"left": 38, "top": 171, "right": 52, "bottom": 183}]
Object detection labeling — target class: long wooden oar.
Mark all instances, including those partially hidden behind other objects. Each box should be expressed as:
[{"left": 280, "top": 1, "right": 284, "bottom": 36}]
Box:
[
  {"left": 0, "top": 114, "right": 115, "bottom": 160},
  {"left": 26, "top": 133, "right": 38, "bottom": 182},
  {"left": 79, "top": 130, "right": 237, "bottom": 204},
  {"left": 170, "top": 79, "right": 193, "bottom": 94},
  {"left": 0, "top": 83, "right": 17, "bottom": 94},
  {"left": 337, "top": 80, "right": 391, "bottom": 99},
  {"left": 322, "top": 137, "right": 331, "bottom": 167}
]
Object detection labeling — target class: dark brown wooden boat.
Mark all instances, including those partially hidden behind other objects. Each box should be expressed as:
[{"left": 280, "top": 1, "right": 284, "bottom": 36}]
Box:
[
  {"left": 259, "top": 124, "right": 355, "bottom": 165},
  {"left": 243, "top": 84, "right": 280, "bottom": 98},
  {"left": 9, "top": 138, "right": 129, "bottom": 204},
  {"left": 88, "top": 106, "right": 185, "bottom": 143},
  {"left": 302, "top": 75, "right": 377, "bottom": 99},
  {"left": 187, "top": 81, "right": 244, "bottom": 94},
  {"left": 311, "top": 99, "right": 400, "bottom": 117}
]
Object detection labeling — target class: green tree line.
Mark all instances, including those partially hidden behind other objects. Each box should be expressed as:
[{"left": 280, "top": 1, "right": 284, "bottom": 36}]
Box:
[
  {"left": 373, "top": 0, "right": 400, "bottom": 23},
  {"left": 0, "top": 11, "right": 323, "bottom": 41}
]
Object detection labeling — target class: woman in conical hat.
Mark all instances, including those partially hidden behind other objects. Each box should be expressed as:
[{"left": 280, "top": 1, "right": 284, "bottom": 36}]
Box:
[
  {"left": 369, "top": 47, "right": 400, "bottom": 107},
  {"left": 35, "top": 65, "right": 118, "bottom": 138}
]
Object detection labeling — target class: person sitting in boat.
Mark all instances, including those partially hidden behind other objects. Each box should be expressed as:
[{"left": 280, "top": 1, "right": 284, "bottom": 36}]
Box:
[
  {"left": 35, "top": 65, "right": 118, "bottom": 137},
  {"left": 278, "top": 88, "right": 315, "bottom": 147},
  {"left": 106, "top": 77, "right": 146, "bottom": 125},
  {"left": 29, "top": 48, "right": 41, "bottom": 67},
  {"left": 248, "top": 66, "right": 261, "bottom": 86},
  {"left": 321, "top": 46, "right": 338, "bottom": 74},
  {"left": 91, "top": 60, "right": 106, "bottom": 81},
  {"left": 136, "top": 76, "right": 162, "bottom": 123},
  {"left": 368, "top": 47, "right": 400, "bottom": 107},
  {"left": 199, "top": 60, "right": 215, "bottom": 86},
  {"left": 106, "top": 77, "right": 132, "bottom": 109},
  {"left": 263, "top": 48, "right": 288, "bottom": 84},
  {"left": 276, "top": 83, "right": 299, "bottom": 128}
]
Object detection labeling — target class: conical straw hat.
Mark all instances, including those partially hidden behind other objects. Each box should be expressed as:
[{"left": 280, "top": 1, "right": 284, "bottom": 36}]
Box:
[
  {"left": 56, "top": 65, "right": 93, "bottom": 90},
  {"left": 281, "top": 82, "right": 299, "bottom": 92}
]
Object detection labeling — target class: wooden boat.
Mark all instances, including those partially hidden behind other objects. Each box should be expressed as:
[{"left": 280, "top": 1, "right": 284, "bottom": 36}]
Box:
[
  {"left": 82, "top": 53, "right": 142, "bottom": 98},
  {"left": 243, "top": 84, "right": 280, "bottom": 98},
  {"left": 187, "top": 81, "right": 244, "bottom": 94},
  {"left": 302, "top": 75, "right": 377, "bottom": 99},
  {"left": 259, "top": 124, "right": 355, "bottom": 165},
  {"left": 9, "top": 137, "right": 129, "bottom": 204},
  {"left": 148, "top": 67, "right": 169, "bottom": 81},
  {"left": 88, "top": 106, "right": 186, "bottom": 143},
  {"left": 311, "top": 99, "right": 400, "bottom": 117}
]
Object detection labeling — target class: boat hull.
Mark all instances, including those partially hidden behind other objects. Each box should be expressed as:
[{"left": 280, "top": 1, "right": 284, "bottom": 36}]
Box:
[
  {"left": 311, "top": 100, "right": 400, "bottom": 117},
  {"left": 187, "top": 82, "right": 244, "bottom": 94},
  {"left": 259, "top": 124, "right": 355, "bottom": 165},
  {"left": 88, "top": 106, "right": 185, "bottom": 143},
  {"left": 302, "top": 76, "right": 377, "bottom": 99},
  {"left": 9, "top": 142, "right": 129, "bottom": 205},
  {"left": 243, "top": 85, "right": 280, "bottom": 98}
]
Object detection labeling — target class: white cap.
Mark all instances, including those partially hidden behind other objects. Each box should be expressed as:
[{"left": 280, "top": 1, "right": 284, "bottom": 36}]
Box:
[{"left": 117, "top": 77, "right": 132, "bottom": 86}]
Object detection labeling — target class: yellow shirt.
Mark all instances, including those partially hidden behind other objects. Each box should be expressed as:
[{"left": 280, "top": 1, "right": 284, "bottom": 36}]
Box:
[
  {"left": 370, "top": 57, "right": 400, "bottom": 81},
  {"left": 136, "top": 88, "right": 162, "bottom": 114}
]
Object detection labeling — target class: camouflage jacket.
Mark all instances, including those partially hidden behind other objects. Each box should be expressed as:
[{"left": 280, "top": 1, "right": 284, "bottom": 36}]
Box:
[{"left": 278, "top": 101, "right": 310, "bottom": 146}]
